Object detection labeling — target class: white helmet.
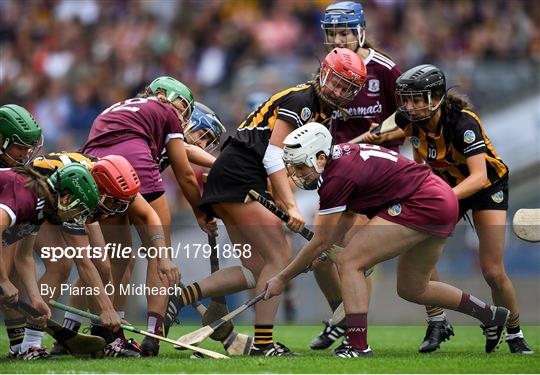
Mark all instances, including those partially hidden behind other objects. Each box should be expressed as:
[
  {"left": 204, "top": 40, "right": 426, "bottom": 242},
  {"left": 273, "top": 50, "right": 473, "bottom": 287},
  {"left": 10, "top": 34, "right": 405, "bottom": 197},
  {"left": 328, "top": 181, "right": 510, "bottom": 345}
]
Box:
[{"left": 283, "top": 123, "right": 333, "bottom": 173}]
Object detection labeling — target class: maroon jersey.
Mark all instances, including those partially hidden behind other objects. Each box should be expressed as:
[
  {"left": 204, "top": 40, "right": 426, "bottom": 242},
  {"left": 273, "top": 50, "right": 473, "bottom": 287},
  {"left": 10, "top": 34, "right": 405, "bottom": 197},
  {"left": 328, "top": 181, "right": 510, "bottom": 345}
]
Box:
[
  {"left": 318, "top": 143, "right": 458, "bottom": 237},
  {"left": 330, "top": 49, "right": 404, "bottom": 150},
  {"left": 0, "top": 169, "right": 45, "bottom": 246},
  {"left": 82, "top": 97, "right": 184, "bottom": 164}
]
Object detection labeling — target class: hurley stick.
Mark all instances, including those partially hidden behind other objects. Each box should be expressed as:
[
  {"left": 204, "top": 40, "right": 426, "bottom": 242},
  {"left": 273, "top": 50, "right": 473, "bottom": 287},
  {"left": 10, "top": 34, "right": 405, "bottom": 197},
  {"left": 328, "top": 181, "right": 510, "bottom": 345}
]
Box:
[
  {"left": 49, "top": 299, "right": 229, "bottom": 359},
  {"left": 0, "top": 287, "right": 106, "bottom": 356},
  {"left": 348, "top": 112, "right": 399, "bottom": 143}
]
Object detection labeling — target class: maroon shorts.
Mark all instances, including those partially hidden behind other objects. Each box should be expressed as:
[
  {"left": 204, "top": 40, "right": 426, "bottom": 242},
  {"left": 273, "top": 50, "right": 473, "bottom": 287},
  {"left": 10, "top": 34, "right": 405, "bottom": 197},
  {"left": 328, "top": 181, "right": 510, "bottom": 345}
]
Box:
[
  {"left": 83, "top": 138, "right": 164, "bottom": 196},
  {"left": 377, "top": 174, "right": 458, "bottom": 237}
]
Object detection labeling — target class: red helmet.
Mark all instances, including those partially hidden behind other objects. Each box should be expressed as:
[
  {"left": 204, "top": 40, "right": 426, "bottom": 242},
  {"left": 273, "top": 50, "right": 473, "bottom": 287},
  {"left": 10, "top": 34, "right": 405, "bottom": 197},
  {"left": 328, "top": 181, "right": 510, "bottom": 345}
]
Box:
[
  {"left": 91, "top": 155, "right": 141, "bottom": 215},
  {"left": 319, "top": 47, "right": 367, "bottom": 106}
]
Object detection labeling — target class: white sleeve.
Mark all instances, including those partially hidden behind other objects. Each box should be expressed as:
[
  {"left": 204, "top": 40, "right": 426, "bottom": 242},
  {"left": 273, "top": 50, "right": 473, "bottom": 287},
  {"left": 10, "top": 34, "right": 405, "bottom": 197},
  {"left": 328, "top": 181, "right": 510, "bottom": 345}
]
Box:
[
  {"left": 263, "top": 144, "right": 285, "bottom": 176},
  {"left": 0, "top": 204, "right": 16, "bottom": 227}
]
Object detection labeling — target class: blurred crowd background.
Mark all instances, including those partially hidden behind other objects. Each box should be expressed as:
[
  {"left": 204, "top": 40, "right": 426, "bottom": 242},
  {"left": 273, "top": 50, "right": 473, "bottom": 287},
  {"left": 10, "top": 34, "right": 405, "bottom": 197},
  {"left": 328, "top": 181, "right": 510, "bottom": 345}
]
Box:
[
  {"left": 2, "top": 0, "right": 539, "bottom": 148},
  {"left": 1, "top": 0, "right": 539, "bottom": 323}
]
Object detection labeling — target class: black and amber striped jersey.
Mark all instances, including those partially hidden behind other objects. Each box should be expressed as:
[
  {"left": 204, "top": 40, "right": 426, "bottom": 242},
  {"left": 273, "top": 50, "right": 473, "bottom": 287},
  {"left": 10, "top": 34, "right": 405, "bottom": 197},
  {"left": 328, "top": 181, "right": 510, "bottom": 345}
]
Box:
[
  {"left": 33, "top": 152, "right": 98, "bottom": 177},
  {"left": 235, "top": 82, "right": 333, "bottom": 157},
  {"left": 396, "top": 107, "right": 508, "bottom": 188}
]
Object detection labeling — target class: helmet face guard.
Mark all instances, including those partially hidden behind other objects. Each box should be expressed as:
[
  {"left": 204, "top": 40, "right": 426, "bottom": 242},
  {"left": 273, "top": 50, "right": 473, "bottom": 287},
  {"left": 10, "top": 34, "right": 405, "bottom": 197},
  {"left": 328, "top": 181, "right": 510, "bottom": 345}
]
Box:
[
  {"left": 319, "top": 48, "right": 367, "bottom": 108},
  {"left": 285, "top": 163, "right": 320, "bottom": 190},
  {"left": 319, "top": 66, "right": 364, "bottom": 107},
  {"left": 1, "top": 133, "right": 44, "bottom": 166},
  {"left": 90, "top": 155, "right": 140, "bottom": 215},
  {"left": 282, "top": 122, "right": 333, "bottom": 190},
  {"left": 48, "top": 164, "right": 100, "bottom": 224},
  {"left": 321, "top": 1, "right": 366, "bottom": 50},
  {"left": 395, "top": 90, "right": 445, "bottom": 123},
  {"left": 185, "top": 128, "right": 220, "bottom": 153},
  {"left": 97, "top": 194, "right": 133, "bottom": 216},
  {"left": 56, "top": 195, "right": 93, "bottom": 225},
  {"left": 0, "top": 104, "right": 43, "bottom": 166},
  {"left": 395, "top": 64, "right": 446, "bottom": 123},
  {"left": 184, "top": 102, "right": 226, "bottom": 153},
  {"left": 172, "top": 97, "right": 193, "bottom": 124}
]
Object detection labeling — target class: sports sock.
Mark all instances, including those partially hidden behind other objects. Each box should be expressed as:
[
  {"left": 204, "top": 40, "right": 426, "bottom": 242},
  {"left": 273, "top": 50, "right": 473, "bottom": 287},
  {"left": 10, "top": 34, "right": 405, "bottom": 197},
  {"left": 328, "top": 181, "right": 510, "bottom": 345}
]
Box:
[
  {"left": 5, "top": 318, "right": 26, "bottom": 354},
  {"left": 21, "top": 325, "right": 45, "bottom": 353},
  {"left": 62, "top": 312, "right": 84, "bottom": 332},
  {"left": 345, "top": 313, "right": 368, "bottom": 350},
  {"left": 425, "top": 306, "right": 446, "bottom": 321},
  {"left": 506, "top": 330, "right": 524, "bottom": 341},
  {"left": 254, "top": 325, "right": 273, "bottom": 347},
  {"left": 147, "top": 312, "right": 164, "bottom": 336},
  {"left": 457, "top": 293, "right": 497, "bottom": 325},
  {"left": 174, "top": 282, "right": 202, "bottom": 308},
  {"left": 506, "top": 313, "right": 521, "bottom": 335},
  {"left": 328, "top": 300, "right": 342, "bottom": 312},
  {"left": 328, "top": 300, "right": 346, "bottom": 327}
]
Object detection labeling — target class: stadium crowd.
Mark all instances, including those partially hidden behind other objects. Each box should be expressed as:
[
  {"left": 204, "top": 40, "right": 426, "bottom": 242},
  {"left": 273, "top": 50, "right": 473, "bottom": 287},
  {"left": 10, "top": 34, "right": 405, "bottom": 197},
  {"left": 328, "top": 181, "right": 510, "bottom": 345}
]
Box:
[{"left": 1, "top": 0, "right": 539, "bottom": 152}]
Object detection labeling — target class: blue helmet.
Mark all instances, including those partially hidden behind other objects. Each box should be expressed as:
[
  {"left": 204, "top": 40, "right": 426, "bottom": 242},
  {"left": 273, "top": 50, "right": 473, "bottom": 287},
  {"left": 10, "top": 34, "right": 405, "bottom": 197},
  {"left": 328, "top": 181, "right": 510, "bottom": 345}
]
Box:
[
  {"left": 246, "top": 92, "right": 270, "bottom": 113},
  {"left": 184, "top": 101, "right": 226, "bottom": 152},
  {"left": 321, "top": 2, "right": 366, "bottom": 50}
]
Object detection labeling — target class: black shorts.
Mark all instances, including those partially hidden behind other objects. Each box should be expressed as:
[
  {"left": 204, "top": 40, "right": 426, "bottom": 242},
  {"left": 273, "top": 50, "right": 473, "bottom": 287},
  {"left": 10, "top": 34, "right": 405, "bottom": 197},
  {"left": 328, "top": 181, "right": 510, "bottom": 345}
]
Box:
[
  {"left": 142, "top": 191, "right": 164, "bottom": 203},
  {"left": 199, "top": 138, "right": 269, "bottom": 218},
  {"left": 459, "top": 175, "right": 509, "bottom": 215}
]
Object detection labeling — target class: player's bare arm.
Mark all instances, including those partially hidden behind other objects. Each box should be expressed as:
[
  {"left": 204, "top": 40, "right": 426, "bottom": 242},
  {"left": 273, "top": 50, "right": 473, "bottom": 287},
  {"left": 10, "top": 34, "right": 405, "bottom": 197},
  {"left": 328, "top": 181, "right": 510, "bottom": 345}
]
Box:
[
  {"left": 0, "top": 209, "right": 18, "bottom": 305},
  {"left": 14, "top": 235, "right": 51, "bottom": 324},
  {"left": 265, "top": 211, "right": 343, "bottom": 300},
  {"left": 266, "top": 119, "right": 305, "bottom": 233},
  {"left": 166, "top": 138, "right": 214, "bottom": 235},
  {"left": 453, "top": 153, "right": 488, "bottom": 200},
  {"left": 185, "top": 143, "right": 216, "bottom": 168}
]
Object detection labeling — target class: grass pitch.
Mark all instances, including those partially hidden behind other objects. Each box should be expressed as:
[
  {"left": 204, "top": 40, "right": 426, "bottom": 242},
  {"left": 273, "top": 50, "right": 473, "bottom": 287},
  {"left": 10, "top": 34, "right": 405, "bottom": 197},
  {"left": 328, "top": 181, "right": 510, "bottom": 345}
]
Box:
[{"left": 1, "top": 325, "right": 538, "bottom": 373}]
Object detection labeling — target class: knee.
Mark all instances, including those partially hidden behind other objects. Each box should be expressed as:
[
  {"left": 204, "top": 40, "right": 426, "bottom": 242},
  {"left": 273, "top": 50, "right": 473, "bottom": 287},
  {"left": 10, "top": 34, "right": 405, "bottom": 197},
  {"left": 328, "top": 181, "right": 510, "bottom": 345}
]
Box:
[
  {"left": 335, "top": 252, "right": 359, "bottom": 275},
  {"left": 481, "top": 265, "right": 507, "bottom": 289},
  {"left": 396, "top": 283, "right": 424, "bottom": 304}
]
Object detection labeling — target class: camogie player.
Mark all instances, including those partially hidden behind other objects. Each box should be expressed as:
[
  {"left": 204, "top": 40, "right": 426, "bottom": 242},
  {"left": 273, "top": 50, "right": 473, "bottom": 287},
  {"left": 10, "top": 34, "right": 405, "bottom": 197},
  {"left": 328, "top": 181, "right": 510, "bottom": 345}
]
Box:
[
  {"left": 24, "top": 153, "right": 154, "bottom": 358},
  {"left": 166, "top": 48, "right": 367, "bottom": 356},
  {"left": 264, "top": 124, "right": 510, "bottom": 358},
  {"left": 158, "top": 101, "right": 227, "bottom": 173},
  {"left": 310, "top": 1, "right": 406, "bottom": 352},
  {"left": 361, "top": 64, "right": 533, "bottom": 354},
  {"left": 0, "top": 105, "right": 100, "bottom": 359},
  {"left": 0, "top": 163, "right": 100, "bottom": 360},
  {"left": 81, "top": 77, "right": 216, "bottom": 356}
]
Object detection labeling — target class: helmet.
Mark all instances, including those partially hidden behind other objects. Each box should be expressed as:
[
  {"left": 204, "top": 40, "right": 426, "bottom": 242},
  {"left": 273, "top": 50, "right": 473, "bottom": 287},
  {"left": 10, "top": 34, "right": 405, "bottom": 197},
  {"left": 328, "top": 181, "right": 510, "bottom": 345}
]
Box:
[
  {"left": 319, "top": 48, "right": 367, "bottom": 107},
  {"left": 0, "top": 104, "right": 43, "bottom": 165},
  {"left": 283, "top": 123, "right": 333, "bottom": 190},
  {"left": 184, "top": 102, "right": 226, "bottom": 152},
  {"left": 395, "top": 64, "right": 446, "bottom": 122},
  {"left": 246, "top": 92, "right": 270, "bottom": 113},
  {"left": 48, "top": 163, "right": 100, "bottom": 224},
  {"left": 321, "top": 2, "right": 366, "bottom": 50},
  {"left": 91, "top": 155, "right": 141, "bottom": 215},
  {"left": 148, "top": 76, "right": 195, "bottom": 120}
]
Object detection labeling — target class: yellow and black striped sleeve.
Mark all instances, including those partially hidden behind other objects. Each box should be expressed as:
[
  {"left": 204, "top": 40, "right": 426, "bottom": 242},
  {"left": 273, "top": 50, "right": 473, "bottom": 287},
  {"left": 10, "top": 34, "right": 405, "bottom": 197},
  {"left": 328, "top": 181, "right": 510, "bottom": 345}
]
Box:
[
  {"left": 451, "top": 110, "right": 508, "bottom": 185},
  {"left": 33, "top": 152, "right": 98, "bottom": 177}
]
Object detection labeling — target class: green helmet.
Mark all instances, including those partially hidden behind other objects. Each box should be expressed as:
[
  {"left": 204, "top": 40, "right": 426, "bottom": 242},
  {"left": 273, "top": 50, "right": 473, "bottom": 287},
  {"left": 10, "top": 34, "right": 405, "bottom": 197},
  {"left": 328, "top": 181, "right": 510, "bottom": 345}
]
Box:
[
  {"left": 48, "top": 164, "right": 100, "bottom": 224},
  {"left": 149, "top": 76, "right": 194, "bottom": 120},
  {"left": 0, "top": 104, "right": 43, "bottom": 165}
]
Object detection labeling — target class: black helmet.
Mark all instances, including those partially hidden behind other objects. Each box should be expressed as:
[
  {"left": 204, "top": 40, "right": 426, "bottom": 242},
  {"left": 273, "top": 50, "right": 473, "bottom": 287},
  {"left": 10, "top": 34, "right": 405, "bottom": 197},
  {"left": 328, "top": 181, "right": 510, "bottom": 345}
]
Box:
[{"left": 395, "top": 64, "right": 446, "bottom": 122}]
